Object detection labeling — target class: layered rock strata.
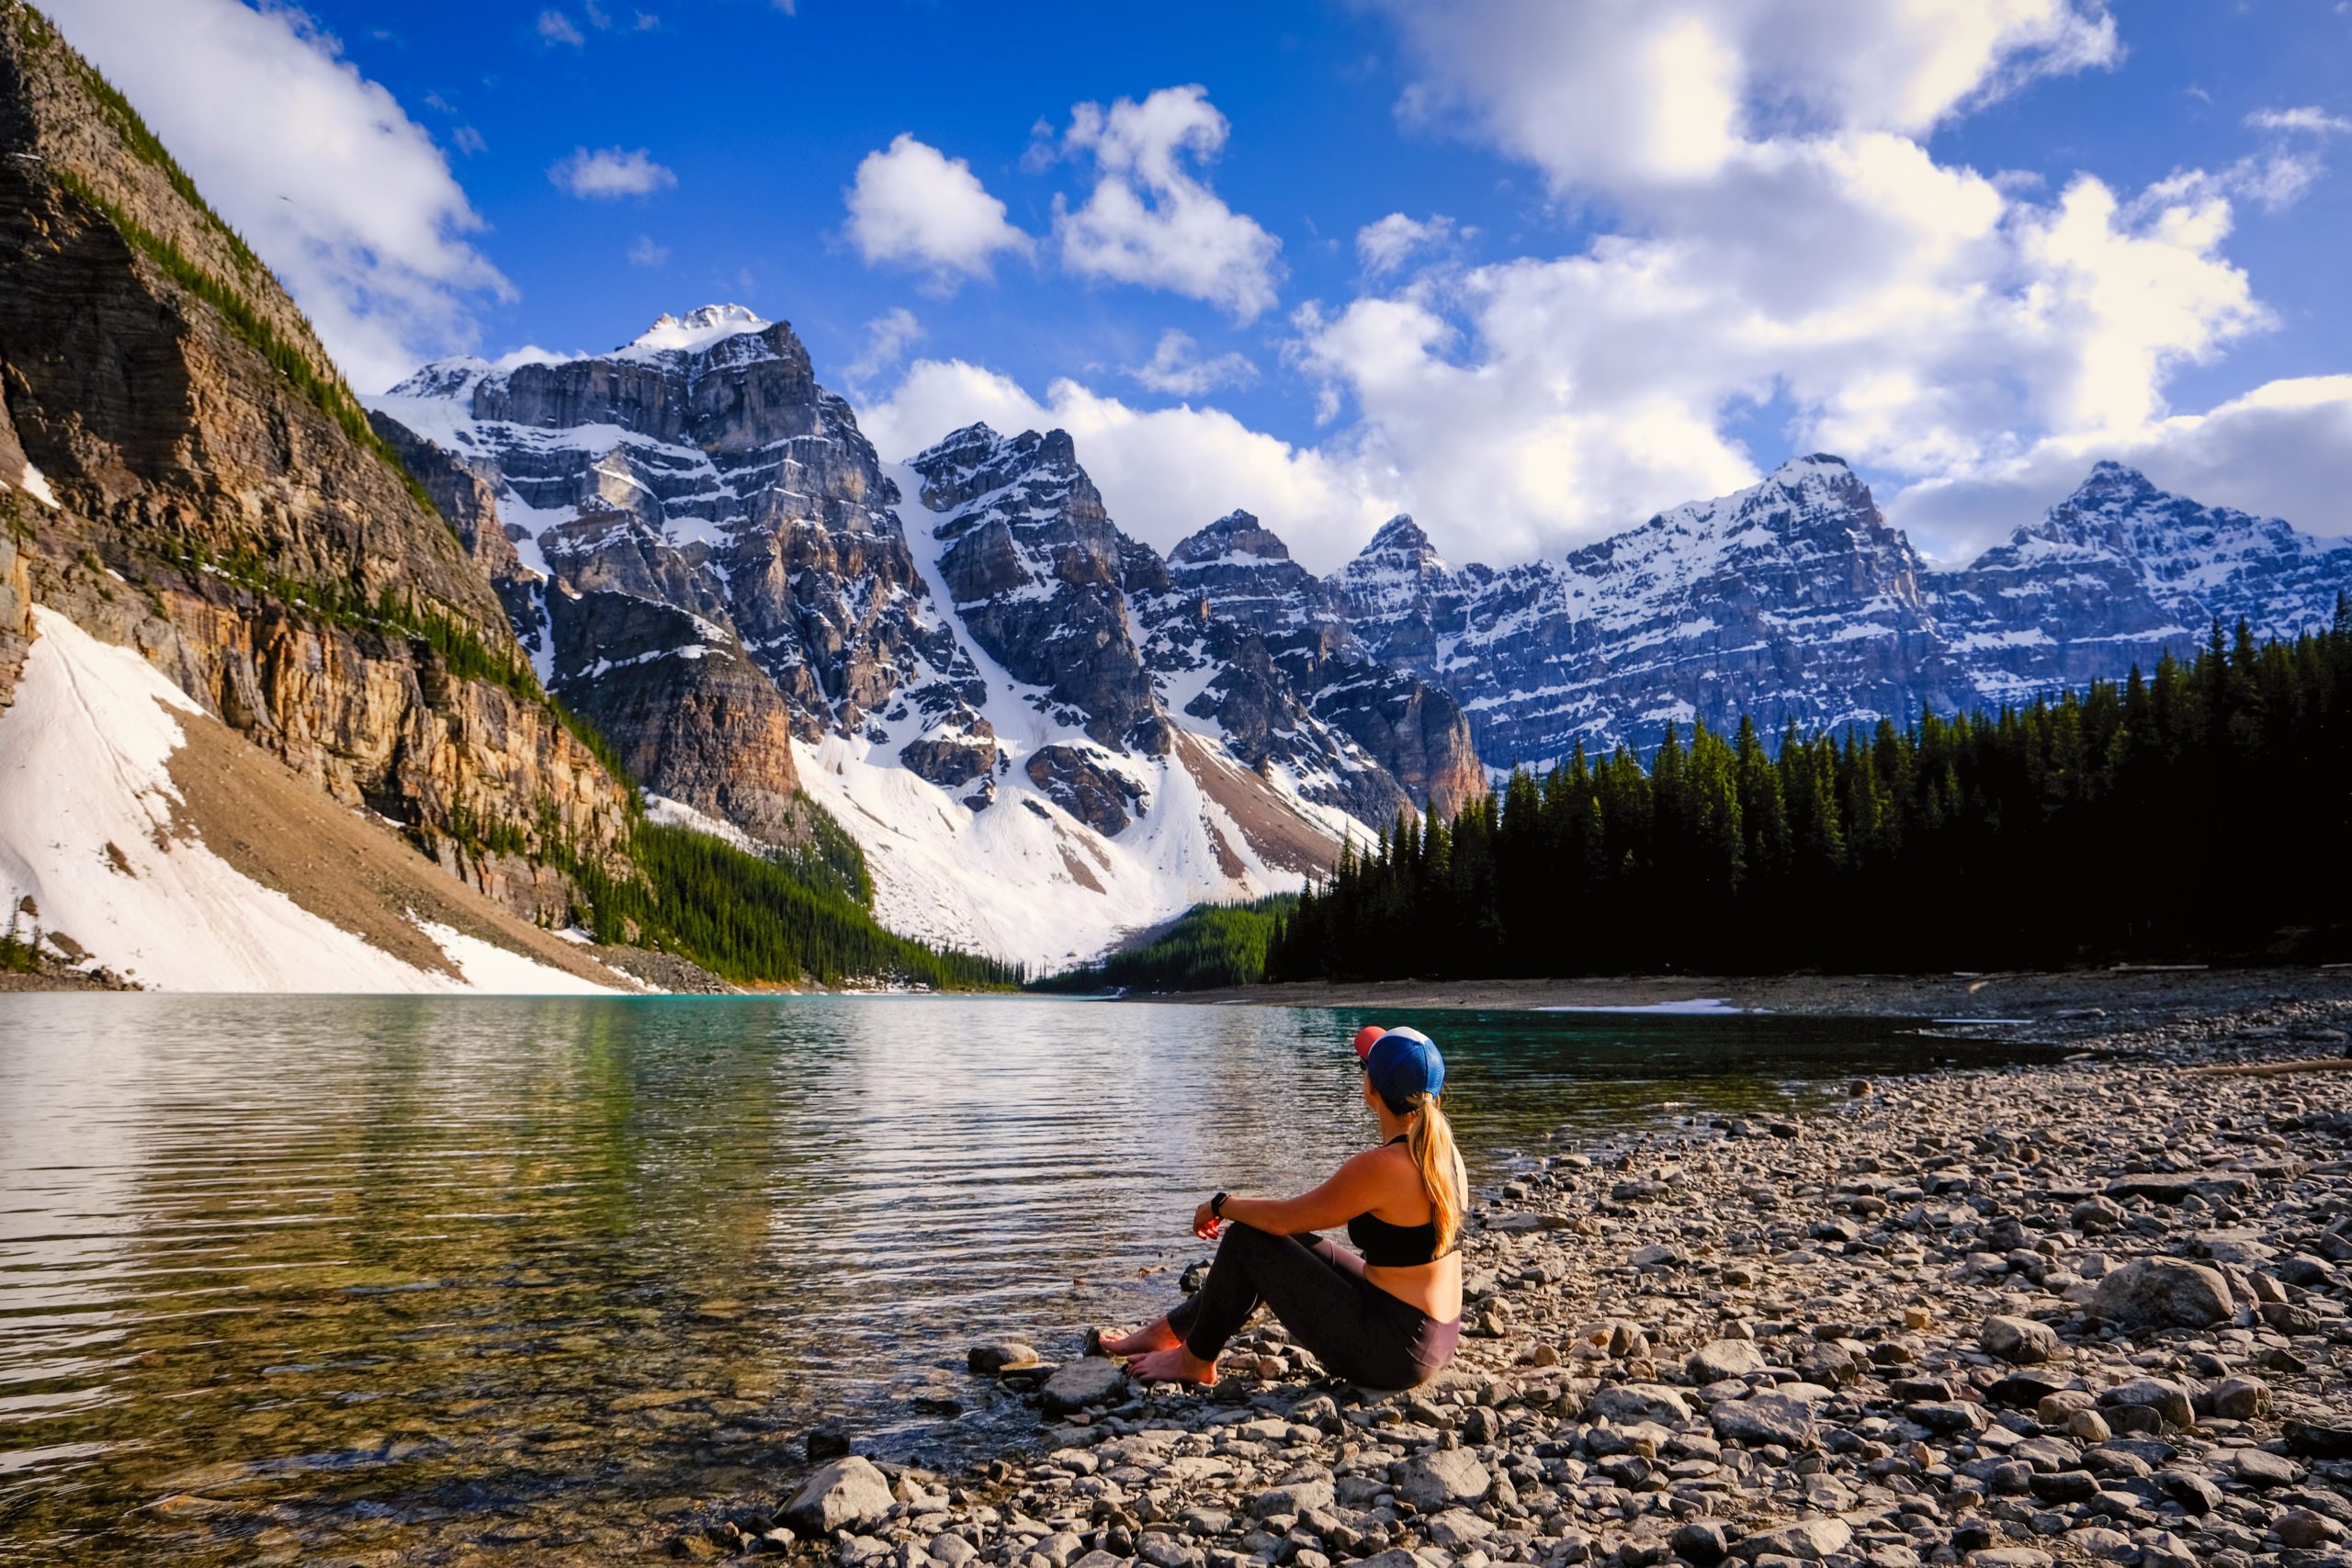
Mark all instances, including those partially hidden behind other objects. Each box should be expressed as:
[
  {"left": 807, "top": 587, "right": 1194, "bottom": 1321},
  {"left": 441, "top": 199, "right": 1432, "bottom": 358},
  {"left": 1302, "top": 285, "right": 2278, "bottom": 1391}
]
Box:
[{"left": 0, "top": 6, "right": 635, "bottom": 913}]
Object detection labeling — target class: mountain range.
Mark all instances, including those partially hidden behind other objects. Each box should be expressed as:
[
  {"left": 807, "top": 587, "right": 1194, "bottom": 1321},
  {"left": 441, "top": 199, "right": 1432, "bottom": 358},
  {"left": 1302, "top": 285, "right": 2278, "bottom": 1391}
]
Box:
[{"left": 361, "top": 304, "right": 2352, "bottom": 962}]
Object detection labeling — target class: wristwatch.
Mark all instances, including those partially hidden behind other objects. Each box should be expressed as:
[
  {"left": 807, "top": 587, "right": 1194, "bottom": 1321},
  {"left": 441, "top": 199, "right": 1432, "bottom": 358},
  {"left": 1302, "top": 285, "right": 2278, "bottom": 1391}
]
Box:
[{"left": 1210, "top": 1191, "right": 1228, "bottom": 1218}]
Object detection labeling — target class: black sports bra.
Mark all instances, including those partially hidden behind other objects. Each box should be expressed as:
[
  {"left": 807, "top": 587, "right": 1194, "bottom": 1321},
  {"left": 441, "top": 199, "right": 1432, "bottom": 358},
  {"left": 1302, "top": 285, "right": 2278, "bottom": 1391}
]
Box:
[{"left": 1347, "top": 1135, "right": 1457, "bottom": 1267}]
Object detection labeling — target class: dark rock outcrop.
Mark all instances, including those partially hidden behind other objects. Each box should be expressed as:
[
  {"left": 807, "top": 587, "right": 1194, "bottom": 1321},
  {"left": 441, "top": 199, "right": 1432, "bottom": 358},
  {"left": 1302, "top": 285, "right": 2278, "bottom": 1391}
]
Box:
[
  {"left": 911, "top": 424, "right": 1170, "bottom": 756},
  {"left": 545, "top": 589, "right": 808, "bottom": 843},
  {"left": 1135, "top": 509, "right": 1484, "bottom": 820},
  {"left": 1024, "top": 743, "right": 1147, "bottom": 837}
]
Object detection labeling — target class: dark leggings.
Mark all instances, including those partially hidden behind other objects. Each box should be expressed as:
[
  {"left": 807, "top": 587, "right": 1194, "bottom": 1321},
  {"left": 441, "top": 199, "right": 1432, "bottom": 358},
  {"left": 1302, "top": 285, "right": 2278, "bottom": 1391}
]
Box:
[{"left": 1164, "top": 1223, "right": 1460, "bottom": 1389}]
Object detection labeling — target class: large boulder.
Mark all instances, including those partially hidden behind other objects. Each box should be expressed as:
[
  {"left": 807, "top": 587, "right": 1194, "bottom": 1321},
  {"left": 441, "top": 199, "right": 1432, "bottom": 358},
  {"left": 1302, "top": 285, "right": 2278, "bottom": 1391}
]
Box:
[
  {"left": 1687, "top": 1338, "right": 1767, "bottom": 1382},
  {"left": 783, "top": 1456, "right": 893, "bottom": 1536},
  {"left": 1712, "top": 1393, "right": 1821, "bottom": 1450},
  {"left": 2090, "top": 1258, "right": 2233, "bottom": 1329},
  {"left": 2098, "top": 1377, "right": 2195, "bottom": 1429},
  {"left": 1733, "top": 1517, "right": 1852, "bottom": 1562},
  {"left": 1024, "top": 745, "right": 1147, "bottom": 836}
]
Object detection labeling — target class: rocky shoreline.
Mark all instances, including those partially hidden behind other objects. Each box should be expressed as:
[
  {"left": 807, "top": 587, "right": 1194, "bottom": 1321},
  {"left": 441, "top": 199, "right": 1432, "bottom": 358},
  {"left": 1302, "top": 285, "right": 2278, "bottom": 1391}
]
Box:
[
  {"left": 660, "top": 991, "right": 2352, "bottom": 1568},
  {"left": 1169, "top": 966, "right": 2352, "bottom": 1022}
]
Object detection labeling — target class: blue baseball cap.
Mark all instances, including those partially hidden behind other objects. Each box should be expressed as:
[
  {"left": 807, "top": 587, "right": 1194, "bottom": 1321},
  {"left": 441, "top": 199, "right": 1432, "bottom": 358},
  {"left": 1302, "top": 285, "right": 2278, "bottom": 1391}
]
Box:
[{"left": 1363, "top": 1026, "right": 1444, "bottom": 1105}]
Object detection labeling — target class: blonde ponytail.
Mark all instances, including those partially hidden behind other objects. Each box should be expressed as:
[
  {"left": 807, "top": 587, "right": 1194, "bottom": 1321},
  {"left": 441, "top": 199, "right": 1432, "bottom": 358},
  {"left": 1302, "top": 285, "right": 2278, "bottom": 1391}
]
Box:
[{"left": 1405, "top": 1091, "right": 1464, "bottom": 1255}]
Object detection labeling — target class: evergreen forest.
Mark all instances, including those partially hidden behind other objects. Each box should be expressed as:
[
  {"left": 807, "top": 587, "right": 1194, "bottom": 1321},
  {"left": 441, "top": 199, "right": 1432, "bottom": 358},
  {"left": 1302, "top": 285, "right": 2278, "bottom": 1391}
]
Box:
[
  {"left": 1029, "top": 895, "right": 1295, "bottom": 993},
  {"left": 1268, "top": 610, "right": 2352, "bottom": 981},
  {"left": 572, "top": 822, "right": 1020, "bottom": 991}
]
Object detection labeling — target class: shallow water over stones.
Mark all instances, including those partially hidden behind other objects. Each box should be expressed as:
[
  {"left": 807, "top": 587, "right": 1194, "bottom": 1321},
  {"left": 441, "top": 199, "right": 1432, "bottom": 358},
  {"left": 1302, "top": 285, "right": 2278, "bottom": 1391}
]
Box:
[{"left": 0, "top": 994, "right": 2053, "bottom": 1563}]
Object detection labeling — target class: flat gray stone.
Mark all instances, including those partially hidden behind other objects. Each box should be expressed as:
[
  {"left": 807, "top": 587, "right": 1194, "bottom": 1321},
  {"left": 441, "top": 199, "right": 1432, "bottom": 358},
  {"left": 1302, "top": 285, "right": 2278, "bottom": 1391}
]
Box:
[
  {"left": 1980, "top": 1314, "right": 2060, "bottom": 1363},
  {"left": 1734, "top": 1517, "right": 1853, "bottom": 1561},
  {"left": 1688, "top": 1338, "right": 1767, "bottom": 1382},
  {"left": 2097, "top": 1376, "right": 2193, "bottom": 1428},
  {"left": 1712, "top": 1393, "right": 1820, "bottom": 1449},
  {"left": 1585, "top": 1382, "right": 1691, "bottom": 1426},
  {"left": 967, "top": 1341, "right": 1040, "bottom": 1374},
  {"left": 1039, "top": 1358, "right": 1127, "bottom": 1415},
  {"left": 1246, "top": 1476, "right": 1333, "bottom": 1518},
  {"left": 1393, "top": 1447, "right": 1490, "bottom": 1512},
  {"left": 2228, "top": 1448, "right": 2301, "bottom": 1488}
]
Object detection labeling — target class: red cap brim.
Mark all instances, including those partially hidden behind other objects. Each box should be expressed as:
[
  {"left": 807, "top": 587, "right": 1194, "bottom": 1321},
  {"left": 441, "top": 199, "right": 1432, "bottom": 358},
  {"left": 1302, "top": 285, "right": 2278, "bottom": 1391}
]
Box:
[{"left": 1352, "top": 1025, "right": 1386, "bottom": 1060}]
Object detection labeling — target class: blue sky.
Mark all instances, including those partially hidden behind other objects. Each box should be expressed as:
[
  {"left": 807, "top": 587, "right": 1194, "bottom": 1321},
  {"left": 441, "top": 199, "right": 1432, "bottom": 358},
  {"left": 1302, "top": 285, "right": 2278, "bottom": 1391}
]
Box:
[{"left": 41, "top": 0, "right": 2352, "bottom": 570}]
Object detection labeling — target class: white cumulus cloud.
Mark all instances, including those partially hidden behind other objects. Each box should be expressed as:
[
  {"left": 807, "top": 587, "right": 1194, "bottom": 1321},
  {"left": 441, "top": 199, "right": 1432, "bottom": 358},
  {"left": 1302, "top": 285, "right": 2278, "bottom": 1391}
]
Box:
[
  {"left": 41, "top": 0, "right": 513, "bottom": 394},
  {"left": 2245, "top": 106, "right": 2352, "bottom": 137},
  {"left": 842, "top": 307, "right": 925, "bottom": 389},
  {"left": 1126, "top": 330, "right": 1257, "bottom": 397},
  {"left": 1356, "top": 213, "right": 1459, "bottom": 276},
  {"left": 1242, "top": 0, "right": 2340, "bottom": 567},
  {"left": 548, "top": 146, "right": 676, "bottom": 199},
  {"left": 1052, "top": 85, "right": 1283, "bottom": 321},
  {"left": 1382, "top": 0, "right": 2117, "bottom": 196},
  {"left": 1889, "top": 377, "right": 2352, "bottom": 561},
  {"left": 856, "top": 358, "right": 1393, "bottom": 568},
  {"left": 843, "top": 134, "right": 1031, "bottom": 288}
]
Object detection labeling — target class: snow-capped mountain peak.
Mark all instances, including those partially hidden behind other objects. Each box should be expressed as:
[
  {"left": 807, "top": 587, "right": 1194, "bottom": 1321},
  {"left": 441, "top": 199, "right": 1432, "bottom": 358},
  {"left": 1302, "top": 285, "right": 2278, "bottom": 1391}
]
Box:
[
  {"left": 1169, "top": 509, "right": 1294, "bottom": 566},
  {"left": 1359, "top": 513, "right": 1450, "bottom": 571},
  {"left": 618, "top": 303, "right": 772, "bottom": 359},
  {"left": 1945, "top": 462, "right": 2352, "bottom": 674}
]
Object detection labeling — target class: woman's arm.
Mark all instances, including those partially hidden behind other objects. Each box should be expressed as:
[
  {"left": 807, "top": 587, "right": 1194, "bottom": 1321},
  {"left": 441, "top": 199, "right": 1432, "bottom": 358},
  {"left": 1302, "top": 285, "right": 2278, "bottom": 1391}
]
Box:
[{"left": 1194, "top": 1148, "right": 1397, "bottom": 1239}]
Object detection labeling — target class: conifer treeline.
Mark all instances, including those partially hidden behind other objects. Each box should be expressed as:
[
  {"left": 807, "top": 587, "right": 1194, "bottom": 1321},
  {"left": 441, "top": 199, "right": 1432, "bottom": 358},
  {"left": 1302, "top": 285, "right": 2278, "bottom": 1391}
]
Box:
[
  {"left": 574, "top": 823, "right": 1021, "bottom": 990},
  {"left": 1268, "top": 607, "right": 2352, "bottom": 979},
  {"left": 1029, "top": 895, "right": 1295, "bottom": 993}
]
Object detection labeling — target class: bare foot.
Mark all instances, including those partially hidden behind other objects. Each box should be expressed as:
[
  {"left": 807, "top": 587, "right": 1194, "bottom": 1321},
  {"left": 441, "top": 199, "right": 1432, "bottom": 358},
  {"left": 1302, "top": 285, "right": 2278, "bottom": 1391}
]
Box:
[
  {"left": 1096, "top": 1319, "right": 1180, "bottom": 1358},
  {"left": 1126, "top": 1345, "right": 1217, "bottom": 1386}
]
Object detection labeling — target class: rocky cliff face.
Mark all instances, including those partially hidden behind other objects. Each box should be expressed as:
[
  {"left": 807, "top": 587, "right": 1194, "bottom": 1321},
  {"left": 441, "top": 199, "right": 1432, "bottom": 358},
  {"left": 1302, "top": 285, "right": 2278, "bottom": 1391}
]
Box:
[
  {"left": 1134, "top": 509, "right": 1484, "bottom": 821},
  {"left": 369, "top": 307, "right": 994, "bottom": 842},
  {"left": 910, "top": 423, "right": 1170, "bottom": 756},
  {"left": 0, "top": 3, "right": 635, "bottom": 918},
  {"left": 1334, "top": 456, "right": 2352, "bottom": 768},
  {"left": 373, "top": 327, "right": 1392, "bottom": 966}
]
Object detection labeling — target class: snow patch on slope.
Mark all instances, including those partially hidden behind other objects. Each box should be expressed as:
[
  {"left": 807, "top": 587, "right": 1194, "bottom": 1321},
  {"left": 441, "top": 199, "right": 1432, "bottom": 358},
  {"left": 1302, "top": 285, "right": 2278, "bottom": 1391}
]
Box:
[
  {"left": 618, "top": 304, "right": 770, "bottom": 359},
  {"left": 0, "top": 609, "right": 616, "bottom": 995},
  {"left": 5, "top": 457, "right": 59, "bottom": 509},
  {"left": 772, "top": 466, "right": 1357, "bottom": 972}
]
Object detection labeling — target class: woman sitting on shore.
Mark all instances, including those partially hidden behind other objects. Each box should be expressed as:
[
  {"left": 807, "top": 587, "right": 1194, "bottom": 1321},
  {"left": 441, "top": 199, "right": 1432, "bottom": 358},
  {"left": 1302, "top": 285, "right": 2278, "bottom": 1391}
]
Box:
[{"left": 1102, "top": 1025, "right": 1465, "bottom": 1390}]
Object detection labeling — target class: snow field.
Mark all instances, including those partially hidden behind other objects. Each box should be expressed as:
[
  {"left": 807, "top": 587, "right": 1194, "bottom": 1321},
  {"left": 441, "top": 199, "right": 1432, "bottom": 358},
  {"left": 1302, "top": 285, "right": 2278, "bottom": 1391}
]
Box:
[{"left": 0, "top": 610, "right": 619, "bottom": 994}]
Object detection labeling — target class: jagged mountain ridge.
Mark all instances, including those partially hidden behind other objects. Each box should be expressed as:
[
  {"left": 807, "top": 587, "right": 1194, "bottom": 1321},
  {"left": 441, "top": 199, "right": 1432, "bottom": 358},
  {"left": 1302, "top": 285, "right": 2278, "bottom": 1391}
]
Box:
[
  {"left": 1133, "top": 509, "right": 1483, "bottom": 824},
  {"left": 1335, "top": 456, "right": 2352, "bottom": 768},
  {"left": 369, "top": 310, "right": 1477, "bottom": 965}
]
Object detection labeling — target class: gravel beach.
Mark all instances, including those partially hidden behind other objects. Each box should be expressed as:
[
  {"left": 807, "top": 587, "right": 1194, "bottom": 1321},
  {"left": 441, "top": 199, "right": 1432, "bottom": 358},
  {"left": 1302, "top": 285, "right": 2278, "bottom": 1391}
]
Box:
[{"left": 661, "top": 981, "right": 2352, "bottom": 1568}]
